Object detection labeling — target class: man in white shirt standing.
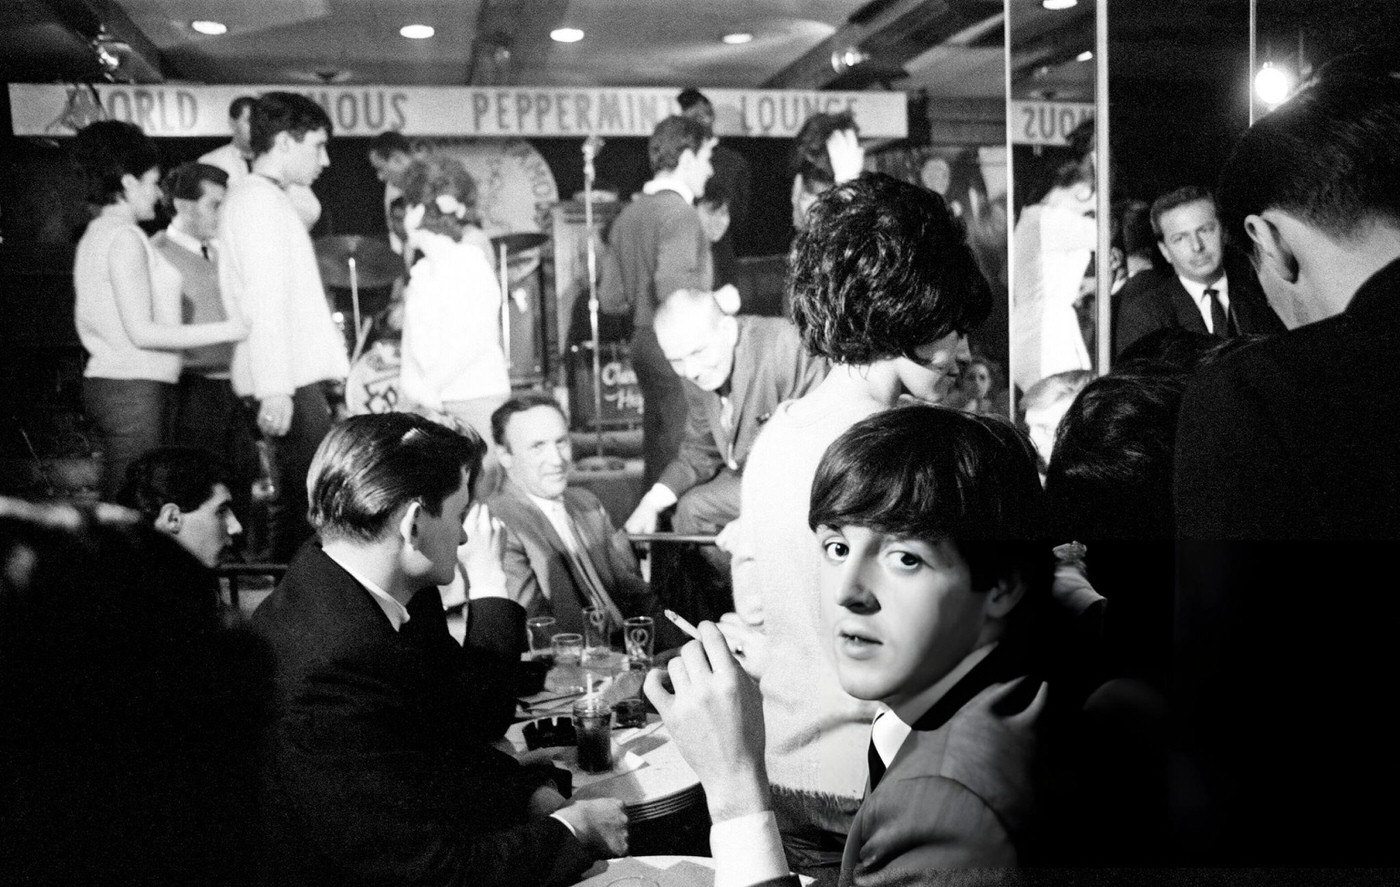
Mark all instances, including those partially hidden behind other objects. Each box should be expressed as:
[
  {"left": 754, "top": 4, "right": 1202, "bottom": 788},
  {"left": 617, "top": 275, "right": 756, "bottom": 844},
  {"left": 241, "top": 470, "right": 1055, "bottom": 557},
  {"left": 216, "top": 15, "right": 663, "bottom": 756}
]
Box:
[
  {"left": 218, "top": 92, "right": 348, "bottom": 562},
  {"left": 201, "top": 94, "right": 322, "bottom": 231},
  {"left": 1113, "top": 185, "right": 1284, "bottom": 357}
]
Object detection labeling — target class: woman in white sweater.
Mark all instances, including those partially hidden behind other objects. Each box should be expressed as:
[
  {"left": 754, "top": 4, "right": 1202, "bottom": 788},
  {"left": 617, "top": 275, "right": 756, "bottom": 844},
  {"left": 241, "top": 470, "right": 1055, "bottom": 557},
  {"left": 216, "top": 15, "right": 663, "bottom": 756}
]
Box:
[
  {"left": 71, "top": 121, "right": 245, "bottom": 499},
  {"left": 396, "top": 154, "right": 512, "bottom": 495}
]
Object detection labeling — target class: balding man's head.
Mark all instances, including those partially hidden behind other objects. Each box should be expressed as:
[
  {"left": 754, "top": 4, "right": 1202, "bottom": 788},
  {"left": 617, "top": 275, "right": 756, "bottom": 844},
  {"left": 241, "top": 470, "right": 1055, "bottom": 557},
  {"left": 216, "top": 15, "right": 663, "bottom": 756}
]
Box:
[{"left": 653, "top": 289, "right": 739, "bottom": 392}]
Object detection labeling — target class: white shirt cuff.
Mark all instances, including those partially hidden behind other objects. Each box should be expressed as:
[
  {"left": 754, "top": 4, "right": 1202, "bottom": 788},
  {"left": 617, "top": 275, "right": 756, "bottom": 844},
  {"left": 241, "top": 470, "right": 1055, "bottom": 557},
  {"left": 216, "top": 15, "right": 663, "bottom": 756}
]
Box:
[
  {"left": 645, "top": 483, "right": 678, "bottom": 511},
  {"left": 549, "top": 812, "right": 580, "bottom": 839},
  {"left": 711, "top": 810, "right": 790, "bottom": 887}
]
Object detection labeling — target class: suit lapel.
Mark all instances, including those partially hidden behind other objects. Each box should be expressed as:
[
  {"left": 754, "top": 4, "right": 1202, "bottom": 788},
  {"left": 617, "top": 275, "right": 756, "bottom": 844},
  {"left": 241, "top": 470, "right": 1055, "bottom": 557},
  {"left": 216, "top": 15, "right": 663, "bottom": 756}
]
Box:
[
  {"left": 1168, "top": 277, "right": 1209, "bottom": 334},
  {"left": 564, "top": 491, "right": 615, "bottom": 592},
  {"left": 499, "top": 480, "right": 591, "bottom": 622}
]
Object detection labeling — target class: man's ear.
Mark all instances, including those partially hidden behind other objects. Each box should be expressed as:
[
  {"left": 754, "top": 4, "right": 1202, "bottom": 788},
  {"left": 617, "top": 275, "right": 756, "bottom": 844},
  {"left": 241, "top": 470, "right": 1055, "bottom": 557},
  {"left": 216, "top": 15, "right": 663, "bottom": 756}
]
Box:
[
  {"left": 1244, "top": 213, "right": 1300, "bottom": 284},
  {"left": 496, "top": 446, "right": 514, "bottom": 472},
  {"left": 156, "top": 502, "right": 182, "bottom": 534},
  {"left": 983, "top": 573, "right": 1026, "bottom": 621},
  {"left": 398, "top": 500, "right": 423, "bottom": 550},
  {"left": 1156, "top": 239, "right": 1171, "bottom": 263},
  {"left": 718, "top": 311, "right": 740, "bottom": 345}
]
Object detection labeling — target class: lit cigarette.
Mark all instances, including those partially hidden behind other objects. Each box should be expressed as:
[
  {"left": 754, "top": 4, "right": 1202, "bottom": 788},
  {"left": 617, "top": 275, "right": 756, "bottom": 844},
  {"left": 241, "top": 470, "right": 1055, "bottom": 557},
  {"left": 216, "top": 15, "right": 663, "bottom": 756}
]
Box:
[{"left": 664, "top": 608, "right": 699, "bottom": 640}]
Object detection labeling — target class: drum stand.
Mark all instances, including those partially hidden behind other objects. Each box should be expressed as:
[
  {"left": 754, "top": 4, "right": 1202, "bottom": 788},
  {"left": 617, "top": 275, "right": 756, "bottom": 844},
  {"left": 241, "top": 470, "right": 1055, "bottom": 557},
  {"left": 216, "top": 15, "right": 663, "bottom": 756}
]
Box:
[{"left": 576, "top": 135, "right": 624, "bottom": 472}]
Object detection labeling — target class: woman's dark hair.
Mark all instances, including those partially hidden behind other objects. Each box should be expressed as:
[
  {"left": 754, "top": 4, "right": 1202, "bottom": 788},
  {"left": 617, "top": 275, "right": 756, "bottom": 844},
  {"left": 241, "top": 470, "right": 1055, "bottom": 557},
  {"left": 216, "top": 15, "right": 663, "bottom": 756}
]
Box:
[
  {"left": 116, "top": 447, "right": 225, "bottom": 524},
  {"left": 399, "top": 154, "right": 481, "bottom": 242},
  {"left": 791, "top": 111, "right": 858, "bottom": 192},
  {"left": 789, "top": 173, "right": 991, "bottom": 364},
  {"left": 809, "top": 405, "right": 1050, "bottom": 611},
  {"left": 308, "top": 412, "right": 486, "bottom": 543},
  {"left": 71, "top": 119, "right": 160, "bottom": 206}
]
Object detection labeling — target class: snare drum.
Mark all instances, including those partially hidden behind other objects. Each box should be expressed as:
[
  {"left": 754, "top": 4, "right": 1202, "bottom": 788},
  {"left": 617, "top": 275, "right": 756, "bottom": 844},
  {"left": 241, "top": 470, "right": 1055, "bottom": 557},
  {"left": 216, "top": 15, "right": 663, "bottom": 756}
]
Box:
[{"left": 344, "top": 340, "right": 402, "bottom": 416}]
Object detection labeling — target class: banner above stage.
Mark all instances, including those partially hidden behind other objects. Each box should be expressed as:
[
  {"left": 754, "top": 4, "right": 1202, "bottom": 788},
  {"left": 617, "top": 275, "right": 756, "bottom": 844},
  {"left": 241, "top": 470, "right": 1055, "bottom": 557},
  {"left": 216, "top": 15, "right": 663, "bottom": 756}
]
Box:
[{"left": 7, "top": 83, "right": 907, "bottom": 140}]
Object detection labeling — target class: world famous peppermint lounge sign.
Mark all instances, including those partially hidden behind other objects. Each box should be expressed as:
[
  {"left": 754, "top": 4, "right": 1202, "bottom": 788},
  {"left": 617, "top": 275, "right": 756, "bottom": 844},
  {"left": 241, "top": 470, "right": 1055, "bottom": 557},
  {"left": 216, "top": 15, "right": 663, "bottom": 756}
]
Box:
[{"left": 7, "top": 84, "right": 907, "bottom": 139}]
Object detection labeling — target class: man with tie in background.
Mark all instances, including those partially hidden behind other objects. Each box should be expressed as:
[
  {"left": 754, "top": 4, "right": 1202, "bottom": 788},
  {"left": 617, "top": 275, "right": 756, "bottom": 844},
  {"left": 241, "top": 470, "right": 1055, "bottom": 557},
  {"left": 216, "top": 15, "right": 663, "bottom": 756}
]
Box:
[
  {"left": 1113, "top": 185, "right": 1284, "bottom": 357},
  {"left": 486, "top": 393, "right": 685, "bottom": 649}
]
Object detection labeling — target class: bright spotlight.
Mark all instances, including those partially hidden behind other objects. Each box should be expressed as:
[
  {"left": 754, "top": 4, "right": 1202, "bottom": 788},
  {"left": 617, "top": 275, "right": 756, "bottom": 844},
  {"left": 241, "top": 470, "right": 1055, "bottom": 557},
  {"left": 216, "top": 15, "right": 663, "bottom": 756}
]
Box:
[
  {"left": 1254, "top": 62, "right": 1292, "bottom": 107},
  {"left": 722, "top": 33, "right": 753, "bottom": 45},
  {"left": 400, "top": 24, "right": 435, "bottom": 40},
  {"left": 1043, "top": 0, "right": 1078, "bottom": 10},
  {"left": 551, "top": 28, "right": 585, "bottom": 43},
  {"left": 191, "top": 21, "right": 227, "bottom": 36}
]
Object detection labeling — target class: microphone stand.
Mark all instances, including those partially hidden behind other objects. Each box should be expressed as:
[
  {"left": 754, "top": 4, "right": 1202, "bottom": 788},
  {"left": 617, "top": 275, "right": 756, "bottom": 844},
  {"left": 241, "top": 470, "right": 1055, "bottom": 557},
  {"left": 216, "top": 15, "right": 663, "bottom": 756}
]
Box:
[{"left": 576, "top": 135, "right": 623, "bottom": 472}]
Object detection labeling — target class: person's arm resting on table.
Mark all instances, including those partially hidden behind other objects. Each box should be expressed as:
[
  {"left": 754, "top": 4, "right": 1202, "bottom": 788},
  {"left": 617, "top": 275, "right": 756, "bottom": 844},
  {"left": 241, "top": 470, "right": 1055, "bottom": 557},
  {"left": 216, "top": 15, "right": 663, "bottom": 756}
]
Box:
[{"left": 644, "top": 622, "right": 796, "bottom": 887}]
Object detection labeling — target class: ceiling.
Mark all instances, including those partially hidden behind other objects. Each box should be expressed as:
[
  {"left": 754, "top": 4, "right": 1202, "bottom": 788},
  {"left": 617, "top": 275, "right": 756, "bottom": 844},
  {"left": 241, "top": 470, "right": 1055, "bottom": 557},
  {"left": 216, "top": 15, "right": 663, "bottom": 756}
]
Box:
[
  {"left": 4, "top": 2, "right": 1395, "bottom": 110},
  {"left": 3, "top": 0, "right": 1014, "bottom": 97}
]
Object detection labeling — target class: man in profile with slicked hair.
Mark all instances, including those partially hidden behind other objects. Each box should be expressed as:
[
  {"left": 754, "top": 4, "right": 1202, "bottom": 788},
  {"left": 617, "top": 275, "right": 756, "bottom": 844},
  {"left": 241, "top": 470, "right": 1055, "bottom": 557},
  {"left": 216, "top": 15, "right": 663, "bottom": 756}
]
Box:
[{"left": 252, "top": 412, "right": 627, "bottom": 886}]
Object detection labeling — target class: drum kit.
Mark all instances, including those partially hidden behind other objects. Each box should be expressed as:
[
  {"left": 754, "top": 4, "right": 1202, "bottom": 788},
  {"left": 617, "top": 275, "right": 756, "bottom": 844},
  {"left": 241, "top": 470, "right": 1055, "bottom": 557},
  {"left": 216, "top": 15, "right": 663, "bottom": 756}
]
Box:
[{"left": 317, "top": 230, "right": 550, "bottom": 417}]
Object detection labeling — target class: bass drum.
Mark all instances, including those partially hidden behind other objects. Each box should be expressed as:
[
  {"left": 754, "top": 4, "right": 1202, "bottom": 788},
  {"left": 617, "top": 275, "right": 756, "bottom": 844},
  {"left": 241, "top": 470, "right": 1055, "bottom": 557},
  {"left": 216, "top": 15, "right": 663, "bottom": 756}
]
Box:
[{"left": 344, "top": 339, "right": 402, "bottom": 416}]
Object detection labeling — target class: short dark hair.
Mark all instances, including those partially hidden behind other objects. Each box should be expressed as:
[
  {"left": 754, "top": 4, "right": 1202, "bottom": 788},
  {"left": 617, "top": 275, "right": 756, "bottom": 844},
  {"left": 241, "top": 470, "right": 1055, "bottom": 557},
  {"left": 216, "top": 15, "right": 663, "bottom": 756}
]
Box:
[
  {"left": 249, "top": 91, "right": 332, "bottom": 158},
  {"left": 1219, "top": 67, "right": 1400, "bottom": 245},
  {"left": 70, "top": 120, "right": 160, "bottom": 206},
  {"left": 1118, "top": 199, "right": 1154, "bottom": 258},
  {"left": 491, "top": 393, "right": 568, "bottom": 449},
  {"left": 398, "top": 154, "right": 480, "bottom": 240},
  {"left": 368, "top": 129, "right": 412, "bottom": 159},
  {"left": 307, "top": 413, "right": 485, "bottom": 543},
  {"left": 160, "top": 162, "right": 228, "bottom": 209},
  {"left": 792, "top": 111, "right": 858, "bottom": 194},
  {"left": 809, "top": 405, "right": 1050, "bottom": 605},
  {"left": 648, "top": 115, "right": 710, "bottom": 174},
  {"left": 1149, "top": 186, "right": 1216, "bottom": 239},
  {"left": 116, "top": 447, "right": 226, "bottom": 524},
  {"left": 1044, "top": 371, "right": 1187, "bottom": 540},
  {"left": 789, "top": 173, "right": 991, "bottom": 364},
  {"left": 228, "top": 95, "right": 257, "bottom": 119},
  {"left": 677, "top": 87, "right": 710, "bottom": 112}
]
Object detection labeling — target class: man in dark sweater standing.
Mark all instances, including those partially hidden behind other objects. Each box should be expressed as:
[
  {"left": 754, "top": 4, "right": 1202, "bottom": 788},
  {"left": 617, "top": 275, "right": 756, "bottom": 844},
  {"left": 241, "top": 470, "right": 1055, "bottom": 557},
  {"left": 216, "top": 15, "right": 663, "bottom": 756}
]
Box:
[{"left": 600, "top": 115, "right": 715, "bottom": 487}]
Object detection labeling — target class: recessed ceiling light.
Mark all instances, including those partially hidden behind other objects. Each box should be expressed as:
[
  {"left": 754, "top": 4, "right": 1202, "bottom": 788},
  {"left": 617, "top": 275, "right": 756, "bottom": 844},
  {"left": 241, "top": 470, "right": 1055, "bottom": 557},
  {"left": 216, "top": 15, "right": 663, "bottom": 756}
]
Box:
[
  {"left": 1043, "top": 0, "right": 1078, "bottom": 10},
  {"left": 551, "top": 28, "right": 585, "bottom": 43},
  {"left": 191, "top": 20, "right": 227, "bottom": 36},
  {"left": 722, "top": 33, "right": 753, "bottom": 45},
  {"left": 400, "top": 24, "right": 435, "bottom": 40},
  {"left": 1076, "top": 50, "right": 1093, "bottom": 62}
]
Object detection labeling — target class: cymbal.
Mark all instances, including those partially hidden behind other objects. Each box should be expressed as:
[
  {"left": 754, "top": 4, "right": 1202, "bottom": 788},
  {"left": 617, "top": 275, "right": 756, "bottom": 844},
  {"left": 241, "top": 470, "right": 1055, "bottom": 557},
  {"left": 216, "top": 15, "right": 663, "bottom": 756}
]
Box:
[
  {"left": 489, "top": 231, "right": 549, "bottom": 253},
  {"left": 314, "top": 235, "right": 403, "bottom": 288}
]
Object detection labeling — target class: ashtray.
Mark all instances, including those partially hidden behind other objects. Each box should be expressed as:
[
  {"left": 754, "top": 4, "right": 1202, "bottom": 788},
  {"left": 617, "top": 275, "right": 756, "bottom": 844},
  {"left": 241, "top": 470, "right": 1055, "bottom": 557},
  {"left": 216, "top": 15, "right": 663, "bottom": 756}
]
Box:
[{"left": 521, "top": 716, "right": 577, "bottom": 750}]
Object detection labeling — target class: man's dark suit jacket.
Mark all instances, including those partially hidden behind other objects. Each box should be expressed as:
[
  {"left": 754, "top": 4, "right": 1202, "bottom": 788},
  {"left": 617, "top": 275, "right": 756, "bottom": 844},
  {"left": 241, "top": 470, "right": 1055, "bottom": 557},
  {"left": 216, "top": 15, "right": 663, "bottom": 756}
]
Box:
[
  {"left": 657, "top": 315, "right": 827, "bottom": 498},
  {"left": 250, "top": 543, "right": 592, "bottom": 886},
  {"left": 1171, "top": 256, "right": 1400, "bottom": 864},
  {"left": 1113, "top": 252, "right": 1284, "bottom": 358},
  {"left": 488, "top": 479, "right": 685, "bottom": 649}
]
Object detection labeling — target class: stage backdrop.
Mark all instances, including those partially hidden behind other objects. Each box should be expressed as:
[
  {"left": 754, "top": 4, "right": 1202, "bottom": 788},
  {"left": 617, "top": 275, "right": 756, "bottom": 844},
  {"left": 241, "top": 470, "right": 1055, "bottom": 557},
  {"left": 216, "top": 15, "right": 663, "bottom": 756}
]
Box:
[{"left": 8, "top": 83, "right": 906, "bottom": 140}]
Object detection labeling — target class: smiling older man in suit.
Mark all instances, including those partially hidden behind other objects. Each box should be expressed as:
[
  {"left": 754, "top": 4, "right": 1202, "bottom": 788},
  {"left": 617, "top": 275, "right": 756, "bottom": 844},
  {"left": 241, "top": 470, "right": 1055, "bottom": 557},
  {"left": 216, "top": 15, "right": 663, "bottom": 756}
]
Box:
[
  {"left": 486, "top": 394, "right": 685, "bottom": 649},
  {"left": 1113, "top": 185, "right": 1284, "bottom": 357}
]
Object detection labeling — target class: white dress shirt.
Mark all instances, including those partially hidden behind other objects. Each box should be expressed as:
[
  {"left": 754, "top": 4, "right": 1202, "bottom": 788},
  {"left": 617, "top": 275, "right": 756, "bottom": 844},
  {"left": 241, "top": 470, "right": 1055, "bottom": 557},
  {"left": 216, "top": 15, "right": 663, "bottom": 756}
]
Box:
[{"left": 1178, "top": 273, "right": 1230, "bottom": 334}]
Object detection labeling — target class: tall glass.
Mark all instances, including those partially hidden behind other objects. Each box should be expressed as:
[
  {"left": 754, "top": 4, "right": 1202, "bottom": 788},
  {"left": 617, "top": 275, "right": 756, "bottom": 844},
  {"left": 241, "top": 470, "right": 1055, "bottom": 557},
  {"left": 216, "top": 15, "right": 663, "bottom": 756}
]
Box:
[
  {"left": 582, "top": 605, "right": 611, "bottom": 651},
  {"left": 526, "top": 616, "right": 557, "bottom": 667},
  {"left": 622, "top": 616, "right": 654, "bottom": 667},
  {"left": 550, "top": 632, "right": 584, "bottom": 694}
]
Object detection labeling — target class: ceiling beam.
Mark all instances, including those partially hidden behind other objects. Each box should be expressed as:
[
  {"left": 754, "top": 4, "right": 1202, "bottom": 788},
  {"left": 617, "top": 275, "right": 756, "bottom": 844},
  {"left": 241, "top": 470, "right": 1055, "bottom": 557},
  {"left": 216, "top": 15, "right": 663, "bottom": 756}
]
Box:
[{"left": 44, "top": 0, "right": 163, "bottom": 82}]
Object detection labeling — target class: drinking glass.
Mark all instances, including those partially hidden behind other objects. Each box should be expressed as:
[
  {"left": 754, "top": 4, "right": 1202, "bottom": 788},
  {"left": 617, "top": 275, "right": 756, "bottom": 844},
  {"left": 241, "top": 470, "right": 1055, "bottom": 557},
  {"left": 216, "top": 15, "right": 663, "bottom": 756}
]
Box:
[
  {"left": 572, "top": 696, "right": 614, "bottom": 773},
  {"left": 550, "top": 632, "right": 584, "bottom": 694},
  {"left": 622, "top": 616, "right": 654, "bottom": 667},
  {"left": 582, "top": 605, "right": 612, "bottom": 651},
  {"left": 526, "top": 616, "right": 557, "bottom": 666}
]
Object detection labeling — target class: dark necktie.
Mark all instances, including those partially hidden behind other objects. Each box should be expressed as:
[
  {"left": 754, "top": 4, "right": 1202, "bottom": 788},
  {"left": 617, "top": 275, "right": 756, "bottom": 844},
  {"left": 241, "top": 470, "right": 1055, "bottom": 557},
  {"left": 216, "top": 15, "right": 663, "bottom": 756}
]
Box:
[
  {"left": 867, "top": 737, "right": 886, "bottom": 794},
  {"left": 1205, "top": 286, "right": 1229, "bottom": 336}
]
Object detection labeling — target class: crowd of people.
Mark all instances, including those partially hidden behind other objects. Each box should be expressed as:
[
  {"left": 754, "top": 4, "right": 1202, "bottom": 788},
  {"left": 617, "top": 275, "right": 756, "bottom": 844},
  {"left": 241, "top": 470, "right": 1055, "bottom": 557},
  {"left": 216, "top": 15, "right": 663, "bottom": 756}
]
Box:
[{"left": 5, "top": 56, "right": 1400, "bottom": 886}]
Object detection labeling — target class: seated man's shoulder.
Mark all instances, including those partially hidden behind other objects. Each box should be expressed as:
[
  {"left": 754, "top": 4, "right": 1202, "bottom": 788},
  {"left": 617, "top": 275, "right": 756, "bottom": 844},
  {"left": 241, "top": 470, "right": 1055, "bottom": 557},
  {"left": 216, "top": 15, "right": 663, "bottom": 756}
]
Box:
[
  {"left": 1118, "top": 267, "right": 1174, "bottom": 304},
  {"left": 562, "top": 485, "right": 607, "bottom": 516},
  {"left": 929, "top": 673, "right": 1049, "bottom": 799}
]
